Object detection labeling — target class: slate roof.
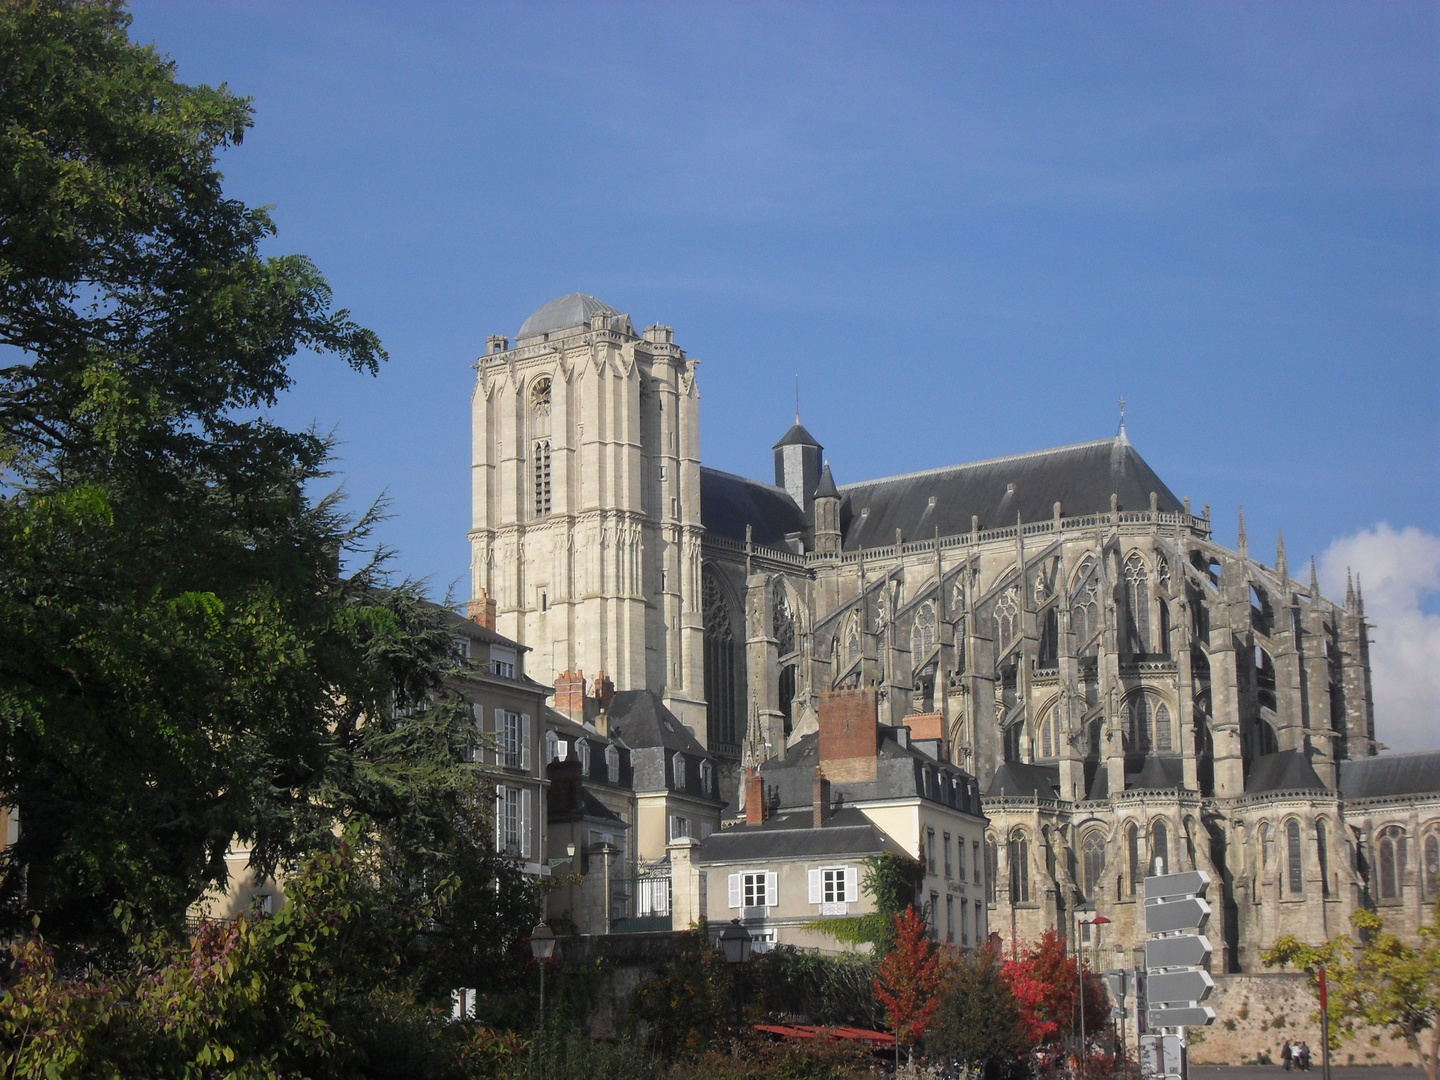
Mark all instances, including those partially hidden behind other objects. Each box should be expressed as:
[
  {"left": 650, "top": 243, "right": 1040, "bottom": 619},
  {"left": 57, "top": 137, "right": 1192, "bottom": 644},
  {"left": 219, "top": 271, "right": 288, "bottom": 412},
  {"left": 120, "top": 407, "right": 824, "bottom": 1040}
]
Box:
[
  {"left": 693, "top": 807, "right": 912, "bottom": 864},
  {"left": 1245, "top": 749, "right": 1329, "bottom": 795},
  {"left": 605, "top": 690, "right": 707, "bottom": 755},
  {"left": 986, "top": 761, "right": 1061, "bottom": 799},
  {"left": 836, "top": 435, "right": 1182, "bottom": 550},
  {"left": 434, "top": 603, "right": 530, "bottom": 651},
  {"left": 1339, "top": 751, "right": 1440, "bottom": 801},
  {"left": 517, "top": 293, "right": 621, "bottom": 339},
  {"left": 773, "top": 421, "right": 822, "bottom": 450},
  {"left": 1127, "top": 755, "right": 1187, "bottom": 792},
  {"left": 814, "top": 463, "right": 839, "bottom": 500},
  {"left": 700, "top": 467, "right": 808, "bottom": 546}
]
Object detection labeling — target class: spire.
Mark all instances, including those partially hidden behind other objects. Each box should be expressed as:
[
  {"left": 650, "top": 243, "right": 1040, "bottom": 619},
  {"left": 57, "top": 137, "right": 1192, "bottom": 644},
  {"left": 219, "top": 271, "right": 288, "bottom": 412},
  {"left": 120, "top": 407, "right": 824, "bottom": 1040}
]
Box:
[
  {"left": 794, "top": 373, "right": 800, "bottom": 425},
  {"left": 1345, "top": 567, "right": 1355, "bottom": 609},
  {"left": 1355, "top": 573, "right": 1365, "bottom": 617},
  {"left": 1309, "top": 556, "right": 1320, "bottom": 602},
  {"left": 1237, "top": 506, "right": 1248, "bottom": 558},
  {"left": 1276, "top": 530, "right": 1287, "bottom": 583},
  {"left": 1117, "top": 395, "right": 1128, "bottom": 440},
  {"left": 813, "top": 461, "right": 839, "bottom": 500}
]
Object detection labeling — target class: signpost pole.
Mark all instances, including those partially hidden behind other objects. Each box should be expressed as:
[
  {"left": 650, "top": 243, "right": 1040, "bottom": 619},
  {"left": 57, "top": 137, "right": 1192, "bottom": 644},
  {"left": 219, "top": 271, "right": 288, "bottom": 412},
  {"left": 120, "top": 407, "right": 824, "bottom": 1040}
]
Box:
[{"left": 1319, "top": 967, "right": 1332, "bottom": 1080}]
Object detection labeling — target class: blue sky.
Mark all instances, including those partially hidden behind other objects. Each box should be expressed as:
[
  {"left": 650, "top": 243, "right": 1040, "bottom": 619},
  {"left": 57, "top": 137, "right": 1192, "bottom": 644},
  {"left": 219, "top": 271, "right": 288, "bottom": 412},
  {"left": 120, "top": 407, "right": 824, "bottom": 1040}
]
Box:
[{"left": 129, "top": 2, "right": 1438, "bottom": 743}]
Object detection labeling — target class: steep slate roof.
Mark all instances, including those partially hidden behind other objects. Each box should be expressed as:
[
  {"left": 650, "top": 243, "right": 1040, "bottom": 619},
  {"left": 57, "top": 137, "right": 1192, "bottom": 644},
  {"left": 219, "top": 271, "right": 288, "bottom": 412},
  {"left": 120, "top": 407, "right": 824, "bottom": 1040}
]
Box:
[
  {"left": 836, "top": 435, "right": 1182, "bottom": 550},
  {"left": 1339, "top": 751, "right": 1440, "bottom": 800},
  {"left": 814, "top": 463, "right": 839, "bottom": 500},
  {"left": 986, "top": 761, "right": 1061, "bottom": 799},
  {"left": 517, "top": 293, "right": 621, "bottom": 339},
  {"left": 694, "top": 807, "right": 912, "bottom": 864},
  {"left": 1127, "top": 755, "right": 1186, "bottom": 792},
  {"left": 605, "top": 690, "right": 707, "bottom": 755},
  {"left": 1245, "top": 749, "right": 1328, "bottom": 795},
  {"left": 700, "top": 467, "right": 808, "bottom": 545},
  {"left": 773, "top": 421, "right": 822, "bottom": 450}
]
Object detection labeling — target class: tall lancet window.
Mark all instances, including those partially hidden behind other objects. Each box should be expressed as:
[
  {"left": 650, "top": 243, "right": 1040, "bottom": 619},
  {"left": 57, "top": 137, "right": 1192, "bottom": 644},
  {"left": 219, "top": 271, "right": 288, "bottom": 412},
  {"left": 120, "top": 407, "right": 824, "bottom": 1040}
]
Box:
[
  {"left": 913, "top": 601, "right": 937, "bottom": 661},
  {"left": 1124, "top": 552, "right": 1151, "bottom": 655},
  {"left": 530, "top": 377, "right": 553, "bottom": 518},
  {"left": 994, "top": 586, "right": 1020, "bottom": 650},
  {"left": 702, "top": 568, "right": 738, "bottom": 751},
  {"left": 772, "top": 580, "right": 796, "bottom": 656},
  {"left": 533, "top": 442, "right": 552, "bottom": 516},
  {"left": 1071, "top": 559, "right": 1100, "bottom": 655}
]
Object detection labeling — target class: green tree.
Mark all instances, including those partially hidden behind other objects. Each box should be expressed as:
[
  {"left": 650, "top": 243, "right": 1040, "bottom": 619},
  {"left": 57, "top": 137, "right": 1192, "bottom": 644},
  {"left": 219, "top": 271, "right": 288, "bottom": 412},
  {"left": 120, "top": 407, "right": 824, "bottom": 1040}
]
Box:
[
  {"left": 808, "top": 852, "right": 924, "bottom": 951},
  {"left": 1263, "top": 902, "right": 1440, "bottom": 1080},
  {"left": 0, "top": 0, "right": 397, "bottom": 948},
  {"left": 928, "top": 942, "right": 1029, "bottom": 1077}
]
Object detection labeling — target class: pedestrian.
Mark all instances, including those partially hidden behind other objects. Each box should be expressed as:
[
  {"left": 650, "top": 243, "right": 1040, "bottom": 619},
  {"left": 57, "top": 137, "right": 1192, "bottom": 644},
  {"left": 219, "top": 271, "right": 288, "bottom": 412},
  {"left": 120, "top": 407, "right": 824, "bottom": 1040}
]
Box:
[
  {"left": 1298, "top": 1042, "right": 1311, "bottom": 1071},
  {"left": 1281, "top": 1041, "right": 1293, "bottom": 1071}
]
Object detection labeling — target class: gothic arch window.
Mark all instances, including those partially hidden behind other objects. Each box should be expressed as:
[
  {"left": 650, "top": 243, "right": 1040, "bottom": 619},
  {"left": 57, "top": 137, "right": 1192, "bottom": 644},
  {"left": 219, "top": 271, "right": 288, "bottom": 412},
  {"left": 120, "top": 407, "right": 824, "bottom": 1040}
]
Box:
[
  {"left": 1126, "top": 823, "right": 1140, "bottom": 896},
  {"left": 995, "top": 586, "right": 1020, "bottom": 651},
  {"left": 845, "top": 609, "right": 862, "bottom": 663},
  {"left": 1316, "top": 819, "right": 1332, "bottom": 898},
  {"left": 1154, "top": 702, "right": 1173, "bottom": 753},
  {"left": 772, "top": 580, "right": 796, "bottom": 657},
  {"left": 702, "top": 567, "right": 738, "bottom": 750},
  {"left": 1259, "top": 822, "right": 1274, "bottom": 875},
  {"left": 1423, "top": 832, "right": 1439, "bottom": 900},
  {"left": 1124, "top": 552, "right": 1152, "bottom": 655},
  {"left": 1037, "top": 607, "right": 1058, "bottom": 666},
  {"left": 913, "top": 601, "right": 937, "bottom": 661},
  {"left": 1286, "top": 818, "right": 1304, "bottom": 896},
  {"left": 1082, "top": 830, "right": 1106, "bottom": 901},
  {"left": 1157, "top": 599, "right": 1171, "bottom": 657},
  {"left": 1125, "top": 694, "right": 1153, "bottom": 753},
  {"left": 1378, "top": 825, "right": 1407, "bottom": 900},
  {"left": 1071, "top": 561, "right": 1100, "bottom": 655},
  {"left": 1037, "top": 710, "right": 1057, "bottom": 760},
  {"left": 533, "top": 441, "right": 552, "bottom": 517},
  {"left": 778, "top": 663, "right": 796, "bottom": 739},
  {"left": 1009, "top": 830, "right": 1031, "bottom": 903},
  {"left": 1151, "top": 820, "right": 1169, "bottom": 876},
  {"left": 985, "top": 836, "right": 998, "bottom": 904}
]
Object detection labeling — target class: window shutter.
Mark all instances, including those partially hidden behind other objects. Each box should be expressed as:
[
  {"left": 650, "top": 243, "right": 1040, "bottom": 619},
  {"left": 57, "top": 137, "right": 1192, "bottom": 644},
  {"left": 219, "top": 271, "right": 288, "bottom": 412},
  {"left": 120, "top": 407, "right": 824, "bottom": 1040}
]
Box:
[
  {"left": 728, "top": 873, "right": 742, "bottom": 908},
  {"left": 764, "top": 870, "right": 778, "bottom": 908},
  {"left": 844, "top": 866, "right": 859, "bottom": 903},
  {"left": 808, "top": 869, "right": 822, "bottom": 904},
  {"left": 494, "top": 709, "right": 504, "bottom": 763},
  {"left": 494, "top": 785, "right": 505, "bottom": 848},
  {"left": 521, "top": 789, "right": 532, "bottom": 859},
  {"left": 521, "top": 714, "right": 531, "bottom": 771}
]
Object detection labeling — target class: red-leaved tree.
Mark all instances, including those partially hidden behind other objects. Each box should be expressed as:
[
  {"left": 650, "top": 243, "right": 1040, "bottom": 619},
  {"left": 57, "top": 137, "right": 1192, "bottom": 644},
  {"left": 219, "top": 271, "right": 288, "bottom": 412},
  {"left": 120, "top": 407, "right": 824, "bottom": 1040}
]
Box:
[
  {"left": 875, "top": 907, "right": 944, "bottom": 1059},
  {"left": 1002, "top": 928, "right": 1110, "bottom": 1048}
]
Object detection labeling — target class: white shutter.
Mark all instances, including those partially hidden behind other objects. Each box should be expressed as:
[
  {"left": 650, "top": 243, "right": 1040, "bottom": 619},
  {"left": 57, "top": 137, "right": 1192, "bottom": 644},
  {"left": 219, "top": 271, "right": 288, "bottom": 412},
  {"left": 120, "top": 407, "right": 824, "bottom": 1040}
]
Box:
[
  {"left": 521, "top": 714, "right": 531, "bottom": 771},
  {"left": 521, "top": 789, "right": 532, "bottom": 858},
  {"left": 764, "top": 870, "right": 778, "bottom": 908},
  {"left": 728, "top": 872, "right": 742, "bottom": 908},
  {"left": 494, "top": 709, "right": 504, "bottom": 763},
  {"left": 808, "top": 868, "right": 822, "bottom": 904},
  {"left": 844, "top": 866, "right": 859, "bottom": 903},
  {"left": 494, "top": 785, "right": 505, "bottom": 848}
]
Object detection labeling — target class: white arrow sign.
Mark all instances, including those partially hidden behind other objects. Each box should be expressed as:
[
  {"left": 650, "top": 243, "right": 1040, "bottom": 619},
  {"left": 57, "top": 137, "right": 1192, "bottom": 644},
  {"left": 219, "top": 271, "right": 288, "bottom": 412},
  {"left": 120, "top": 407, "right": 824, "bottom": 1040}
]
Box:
[
  {"left": 1148, "top": 969, "right": 1214, "bottom": 1006},
  {"left": 1148, "top": 1005, "right": 1216, "bottom": 1028},
  {"left": 1144, "top": 870, "right": 1210, "bottom": 901},
  {"left": 1146, "top": 934, "right": 1212, "bottom": 969},
  {"left": 1145, "top": 896, "right": 1210, "bottom": 934}
]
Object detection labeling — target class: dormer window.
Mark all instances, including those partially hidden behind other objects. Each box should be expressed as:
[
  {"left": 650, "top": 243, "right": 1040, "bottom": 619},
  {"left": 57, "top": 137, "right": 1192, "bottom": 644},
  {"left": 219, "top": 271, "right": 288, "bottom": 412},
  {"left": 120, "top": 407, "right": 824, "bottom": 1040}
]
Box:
[
  {"left": 544, "top": 731, "right": 559, "bottom": 763},
  {"left": 490, "top": 647, "right": 516, "bottom": 679},
  {"left": 451, "top": 637, "right": 470, "bottom": 661},
  {"left": 700, "top": 759, "right": 714, "bottom": 796},
  {"left": 577, "top": 740, "right": 591, "bottom": 775},
  {"left": 672, "top": 753, "right": 687, "bottom": 790},
  {"left": 605, "top": 744, "right": 620, "bottom": 781}
]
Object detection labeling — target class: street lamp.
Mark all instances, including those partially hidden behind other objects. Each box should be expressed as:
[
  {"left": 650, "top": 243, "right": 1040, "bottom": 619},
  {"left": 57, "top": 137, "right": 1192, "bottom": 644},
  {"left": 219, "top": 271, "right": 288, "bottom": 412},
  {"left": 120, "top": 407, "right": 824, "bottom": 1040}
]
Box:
[
  {"left": 530, "top": 921, "right": 556, "bottom": 1029},
  {"left": 1077, "top": 913, "right": 1111, "bottom": 1064},
  {"left": 719, "top": 919, "right": 752, "bottom": 1030}
]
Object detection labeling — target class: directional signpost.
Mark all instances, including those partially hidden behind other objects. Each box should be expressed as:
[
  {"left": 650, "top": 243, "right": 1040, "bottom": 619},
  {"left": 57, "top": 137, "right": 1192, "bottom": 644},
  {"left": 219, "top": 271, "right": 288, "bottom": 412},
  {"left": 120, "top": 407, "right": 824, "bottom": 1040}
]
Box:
[{"left": 1141, "top": 868, "right": 1216, "bottom": 1080}]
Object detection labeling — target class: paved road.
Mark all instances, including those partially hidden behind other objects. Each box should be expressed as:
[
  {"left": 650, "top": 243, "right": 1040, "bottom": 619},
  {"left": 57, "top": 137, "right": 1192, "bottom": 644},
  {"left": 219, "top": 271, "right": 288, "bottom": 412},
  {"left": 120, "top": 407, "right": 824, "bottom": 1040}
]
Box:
[{"left": 1192, "top": 1068, "right": 1421, "bottom": 1080}]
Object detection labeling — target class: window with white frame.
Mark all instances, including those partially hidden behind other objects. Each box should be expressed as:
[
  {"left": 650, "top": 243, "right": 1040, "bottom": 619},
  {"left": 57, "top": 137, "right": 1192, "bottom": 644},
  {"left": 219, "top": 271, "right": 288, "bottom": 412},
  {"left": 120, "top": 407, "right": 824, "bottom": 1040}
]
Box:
[
  {"left": 490, "top": 647, "right": 516, "bottom": 679},
  {"left": 605, "top": 744, "right": 619, "bottom": 781},
  {"left": 809, "top": 865, "right": 858, "bottom": 915},
  {"left": 452, "top": 637, "right": 470, "bottom": 661},
  {"left": 669, "top": 815, "right": 690, "bottom": 841},
  {"left": 700, "top": 759, "right": 713, "bottom": 795},
  {"left": 672, "top": 753, "right": 687, "bottom": 790},
  {"left": 495, "top": 710, "right": 529, "bottom": 769},
  {"left": 495, "top": 784, "right": 531, "bottom": 859},
  {"left": 728, "top": 870, "right": 777, "bottom": 911},
  {"left": 544, "top": 731, "right": 559, "bottom": 764},
  {"left": 576, "top": 739, "right": 590, "bottom": 774},
  {"left": 926, "top": 827, "right": 937, "bottom": 874}
]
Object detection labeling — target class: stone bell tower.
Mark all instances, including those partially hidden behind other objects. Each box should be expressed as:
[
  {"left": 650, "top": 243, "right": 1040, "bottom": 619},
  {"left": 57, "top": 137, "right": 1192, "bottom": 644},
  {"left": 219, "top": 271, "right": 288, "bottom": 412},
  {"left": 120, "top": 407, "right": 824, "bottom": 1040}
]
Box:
[{"left": 469, "top": 293, "right": 708, "bottom": 737}]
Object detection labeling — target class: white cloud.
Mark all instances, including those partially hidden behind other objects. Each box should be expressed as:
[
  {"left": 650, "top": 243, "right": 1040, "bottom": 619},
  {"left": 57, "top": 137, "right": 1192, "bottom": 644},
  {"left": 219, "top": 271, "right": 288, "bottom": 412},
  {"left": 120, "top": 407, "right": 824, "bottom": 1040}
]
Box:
[{"left": 1320, "top": 524, "right": 1440, "bottom": 754}]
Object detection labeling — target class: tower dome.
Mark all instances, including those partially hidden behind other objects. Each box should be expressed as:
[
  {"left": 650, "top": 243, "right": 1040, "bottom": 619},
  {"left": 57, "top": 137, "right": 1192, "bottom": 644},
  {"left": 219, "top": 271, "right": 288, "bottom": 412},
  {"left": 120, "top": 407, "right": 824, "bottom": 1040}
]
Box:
[{"left": 517, "top": 293, "right": 622, "bottom": 339}]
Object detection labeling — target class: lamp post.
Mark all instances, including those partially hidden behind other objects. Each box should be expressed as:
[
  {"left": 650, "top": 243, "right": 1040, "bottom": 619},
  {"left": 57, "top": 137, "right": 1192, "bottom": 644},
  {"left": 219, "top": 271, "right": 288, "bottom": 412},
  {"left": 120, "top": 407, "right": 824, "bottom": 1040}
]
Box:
[
  {"left": 1077, "top": 913, "right": 1111, "bottom": 1064},
  {"left": 719, "top": 919, "right": 752, "bottom": 1031},
  {"left": 530, "top": 921, "right": 556, "bottom": 1030}
]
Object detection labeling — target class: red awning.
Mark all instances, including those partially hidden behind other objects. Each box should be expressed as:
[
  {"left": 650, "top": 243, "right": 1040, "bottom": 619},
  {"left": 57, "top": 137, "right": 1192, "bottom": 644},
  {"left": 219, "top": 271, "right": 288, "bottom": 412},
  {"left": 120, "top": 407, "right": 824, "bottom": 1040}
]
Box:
[{"left": 753, "top": 1023, "right": 896, "bottom": 1048}]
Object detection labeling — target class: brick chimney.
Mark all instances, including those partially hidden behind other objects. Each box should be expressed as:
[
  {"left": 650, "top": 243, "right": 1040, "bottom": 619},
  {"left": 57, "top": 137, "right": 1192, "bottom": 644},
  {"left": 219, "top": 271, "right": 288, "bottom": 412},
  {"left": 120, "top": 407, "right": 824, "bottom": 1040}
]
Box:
[
  {"left": 813, "top": 769, "right": 832, "bottom": 828},
  {"left": 745, "top": 769, "right": 766, "bottom": 825},
  {"left": 593, "top": 672, "right": 615, "bottom": 736},
  {"left": 818, "top": 686, "right": 879, "bottom": 783},
  {"left": 466, "top": 589, "right": 497, "bottom": 631},
  {"left": 554, "top": 670, "right": 587, "bottom": 723}
]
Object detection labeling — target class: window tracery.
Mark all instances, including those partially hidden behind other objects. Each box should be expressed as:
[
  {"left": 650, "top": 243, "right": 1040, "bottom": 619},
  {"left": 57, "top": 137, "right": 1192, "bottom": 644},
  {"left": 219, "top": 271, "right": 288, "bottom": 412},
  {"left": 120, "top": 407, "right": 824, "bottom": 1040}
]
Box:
[
  {"left": 1125, "top": 552, "right": 1151, "bottom": 654},
  {"left": 771, "top": 580, "right": 796, "bottom": 656},
  {"left": 995, "top": 586, "right": 1020, "bottom": 650},
  {"left": 1287, "top": 818, "right": 1304, "bottom": 895},
  {"left": 1072, "top": 561, "right": 1100, "bottom": 653},
  {"left": 1008, "top": 830, "right": 1030, "bottom": 903},
  {"left": 1378, "top": 825, "right": 1407, "bottom": 900},
  {"left": 1423, "top": 832, "right": 1439, "bottom": 900},
  {"left": 702, "top": 568, "right": 738, "bottom": 750},
  {"left": 533, "top": 441, "right": 552, "bottom": 516},
  {"left": 1082, "top": 831, "right": 1106, "bottom": 900},
  {"left": 913, "top": 601, "right": 937, "bottom": 660},
  {"left": 1154, "top": 702, "right": 1172, "bottom": 752}
]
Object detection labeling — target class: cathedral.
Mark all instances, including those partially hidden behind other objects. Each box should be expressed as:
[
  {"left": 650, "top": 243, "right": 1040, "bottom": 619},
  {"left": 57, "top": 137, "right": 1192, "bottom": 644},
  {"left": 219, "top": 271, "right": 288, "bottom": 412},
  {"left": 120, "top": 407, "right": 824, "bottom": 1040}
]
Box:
[{"left": 469, "top": 292, "right": 1440, "bottom": 973}]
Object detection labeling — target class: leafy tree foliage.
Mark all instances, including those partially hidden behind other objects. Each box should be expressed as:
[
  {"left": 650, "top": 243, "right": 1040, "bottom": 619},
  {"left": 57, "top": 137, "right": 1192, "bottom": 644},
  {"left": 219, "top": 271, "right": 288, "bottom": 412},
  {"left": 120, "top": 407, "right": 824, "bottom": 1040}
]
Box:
[
  {"left": 928, "top": 942, "right": 1029, "bottom": 1076},
  {"left": 808, "top": 853, "right": 924, "bottom": 951},
  {"left": 1264, "top": 902, "right": 1440, "bottom": 1080},
  {"left": 0, "top": 0, "right": 432, "bottom": 949},
  {"left": 1001, "top": 929, "right": 1109, "bottom": 1049},
  {"left": 874, "top": 907, "right": 943, "bottom": 1057}
]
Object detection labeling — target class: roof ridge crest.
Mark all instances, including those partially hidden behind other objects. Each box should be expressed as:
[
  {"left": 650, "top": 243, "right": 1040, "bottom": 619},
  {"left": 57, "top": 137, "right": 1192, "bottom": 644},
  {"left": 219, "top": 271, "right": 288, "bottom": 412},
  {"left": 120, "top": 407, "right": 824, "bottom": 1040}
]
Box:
[{"left": 836, "top": 437, "right": 1125, "bottom": 491}]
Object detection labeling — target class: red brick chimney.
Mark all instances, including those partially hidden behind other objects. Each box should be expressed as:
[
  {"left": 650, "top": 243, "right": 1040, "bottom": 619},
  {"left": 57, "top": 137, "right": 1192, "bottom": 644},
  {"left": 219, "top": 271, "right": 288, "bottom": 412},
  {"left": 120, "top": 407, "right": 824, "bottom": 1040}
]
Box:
[
  {"left": 818, "top": 686, "right": 879, "bottom": 783},
  {"left": 466, "top": 589, "right": 497, "bottom": 631},
  {"left": 554, "top": 670, "right": 587, "bottom": 723},
  {"left": 745, "top": 769, "right": 766, "bottom": 825},
  {"left": 813, "top": 768, "right": 832, "bottom": 828}
]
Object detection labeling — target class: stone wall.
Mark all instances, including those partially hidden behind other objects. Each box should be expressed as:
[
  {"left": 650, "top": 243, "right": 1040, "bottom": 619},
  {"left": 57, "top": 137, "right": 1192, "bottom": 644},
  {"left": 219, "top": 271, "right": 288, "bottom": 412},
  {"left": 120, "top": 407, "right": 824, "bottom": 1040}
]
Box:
[{"left": 1183, "top": 973, "right": 1416, "bottom": 1066}]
